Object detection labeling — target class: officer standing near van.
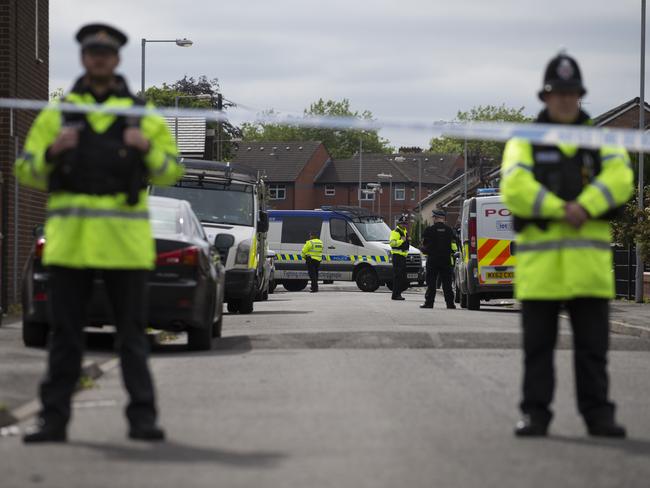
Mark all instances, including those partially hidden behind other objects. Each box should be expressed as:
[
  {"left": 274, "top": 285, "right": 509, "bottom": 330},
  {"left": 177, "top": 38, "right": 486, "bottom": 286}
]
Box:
[
  {"left": 389, "top": 216, "right": 410, "bottom": 300},
  {"left": 15, "top": 23, "right": 183, "bottom": 443},
  {"left": 500, "top": 53, "right": 633, "bottom": 437},
  {"left": 420, "top": 210, "right": 457, "bottom": 309},
  {"left": 302, "top": 231, "right": 323, "bottom": 292}
]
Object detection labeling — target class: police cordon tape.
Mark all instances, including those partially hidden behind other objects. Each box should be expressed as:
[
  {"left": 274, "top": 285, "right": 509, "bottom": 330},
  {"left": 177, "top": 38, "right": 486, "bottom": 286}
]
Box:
[{"left": 2, "top": 97, "right": 650, "bottom": 153}]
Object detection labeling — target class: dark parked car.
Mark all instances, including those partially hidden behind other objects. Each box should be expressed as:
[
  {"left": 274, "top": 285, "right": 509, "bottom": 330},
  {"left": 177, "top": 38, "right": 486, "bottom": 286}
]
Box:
[{"left": 21, "top": 196, "right": 225, "bottom": 351}]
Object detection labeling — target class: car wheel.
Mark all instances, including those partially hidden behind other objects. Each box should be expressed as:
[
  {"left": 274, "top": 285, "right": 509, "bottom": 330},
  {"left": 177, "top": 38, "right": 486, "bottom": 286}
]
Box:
[
  {"left": 467, "top": 293, "right": 480, "bottom": 311},
  {"left": 227, "top": 300, "right": 240, "bottom": 314},
  {"left": 23, "top": 320, "right": 49, "bottom": 348},
  {"left": 187, "top": 322, "right": 213, "bottom": 351},
  {"left": 355, "top": 267, "right": 379, "bottom": 292},
  {"left": 283, "top": 280, "right": 308, "bottom": 292}
]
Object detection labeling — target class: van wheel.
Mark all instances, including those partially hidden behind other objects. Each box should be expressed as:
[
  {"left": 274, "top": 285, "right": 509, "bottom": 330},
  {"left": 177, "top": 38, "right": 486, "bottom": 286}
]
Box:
[
  {"left": 227, "top": 301, "right": 240, "bottom": 313},
  {"left": 467, "top": 293, "right": 480, "bottom": 310},
  {"left": 283, "top": 280, "right": 308, "bottom": 292},
  {"left": 356, "top": 267, "right": 379, "bottom": 292},
  {"left": 23, "top": 320, "right": 49, "bottom": 348}
]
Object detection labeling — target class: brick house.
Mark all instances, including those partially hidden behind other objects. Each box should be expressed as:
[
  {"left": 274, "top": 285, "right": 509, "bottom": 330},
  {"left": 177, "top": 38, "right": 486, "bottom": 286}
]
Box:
[
  {"left": 0, "top": 0, "right": 49, "bottom": 312},
  {"left": 592, "top": 97, "right": 650, "bottom": 129},
  {"left": 315, "top": 153, "right": 462, "bottom": 226},
  {"left": 232, "top": 141, "right": 332, "bottom": 210}
]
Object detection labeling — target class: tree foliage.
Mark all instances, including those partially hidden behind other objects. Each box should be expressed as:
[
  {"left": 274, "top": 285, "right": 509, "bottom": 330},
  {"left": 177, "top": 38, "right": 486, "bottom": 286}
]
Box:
[
  {"left": 242, "top": 98, "right": 393, "bottom": 159},
  {"left": 611, "top": 185, "right": 650, "bottom": 263},
  {"left": 144, "top": 75, "right": 241, "bottom": 160},
  {"left": 429, "top": 104, "right": 533, "bottom": 165}
]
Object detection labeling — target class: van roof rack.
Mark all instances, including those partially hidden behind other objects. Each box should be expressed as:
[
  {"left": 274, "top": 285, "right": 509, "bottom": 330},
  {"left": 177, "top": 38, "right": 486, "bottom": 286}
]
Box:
[
  {"left": 320, "top": 205, "right": 381, "bottom": 219},
  {"left": 180, "top": 158, "right": 258, "bottom": 181}
]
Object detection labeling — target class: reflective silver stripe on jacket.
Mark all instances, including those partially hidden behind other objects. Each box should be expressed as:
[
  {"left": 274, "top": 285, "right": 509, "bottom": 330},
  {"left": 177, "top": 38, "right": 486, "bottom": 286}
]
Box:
[
  {"left": 517, "top": 239, "right": 611, "bottom": 253},
  {"left": 531, "top": 187, "right": 548, "bottom": 218},
  {"left": 503, "top": 162, "right": 533, "bottom": 178},
  {"left": 48, "top": 208, "right": 149, "bottom": 219},
  {"left": 152, "top": 154, "right": 175, "bottom": 176},
  {"left": 591, "top": 180, "right": 616, "bottom": 209}
]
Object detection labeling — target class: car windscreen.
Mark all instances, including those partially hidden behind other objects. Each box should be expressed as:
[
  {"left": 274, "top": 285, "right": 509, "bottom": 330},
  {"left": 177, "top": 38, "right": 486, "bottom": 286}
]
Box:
[
  {"left": 151, "top": 181, "right": 255, "bottom": 227},
  {"left": 353, "top": 218, "right": 392, "bottom": 242},
  {"left": 149, "top": 203, "right": 182, "bottom": 235}
]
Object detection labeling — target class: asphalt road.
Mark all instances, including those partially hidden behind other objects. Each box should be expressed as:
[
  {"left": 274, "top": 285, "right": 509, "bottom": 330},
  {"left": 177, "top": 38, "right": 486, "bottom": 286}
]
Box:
[{"left": 2, "top": 283, "right": 650, "bottom": 488}]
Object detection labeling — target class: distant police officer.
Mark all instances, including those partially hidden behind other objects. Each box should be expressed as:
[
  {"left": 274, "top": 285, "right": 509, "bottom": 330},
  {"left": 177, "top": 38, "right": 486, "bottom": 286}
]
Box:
[
  {"left": 389, "top": 216, "right": 410, "bottom": 301},
  {"left": 302, "top": 231, "right": 323, "bottom": 292},
  {"left": 420, "top": 210, "right": 458, "bottom": 309},
  {"left": 15, "top": 24, "right": 183, "bottom": 443},
  {"left": 500, "top": 53, "right": 633, "bottom": 437}
]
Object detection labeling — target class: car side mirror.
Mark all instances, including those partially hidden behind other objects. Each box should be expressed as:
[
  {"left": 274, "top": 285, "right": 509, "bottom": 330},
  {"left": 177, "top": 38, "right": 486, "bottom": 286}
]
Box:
[
  {"left": 349, "top": 234, "right": 363, "bottom": 246},
  {"left": 257, "top": 211, "right": 269, "bottom": 233},
  {"left": 214, "top": 233, "right": 235, "bottom": 250}
]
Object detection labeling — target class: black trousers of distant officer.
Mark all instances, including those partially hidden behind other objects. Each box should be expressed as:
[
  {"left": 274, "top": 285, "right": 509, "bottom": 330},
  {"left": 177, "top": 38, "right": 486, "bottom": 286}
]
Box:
[
  {"left": 424, "top": 261, "right": 454, "bottom": 307},
  {"left": 391, "top": 254, "right": 408, "bottom": 299},
  {"left": 520, "top": 299, "right": 615, "bottom": 426},
  {"left": 39, "top": 266, "right": 157, "bottom": 429},
  {"left": 306, "top": 257, "right": 320, "bottom": 292}
]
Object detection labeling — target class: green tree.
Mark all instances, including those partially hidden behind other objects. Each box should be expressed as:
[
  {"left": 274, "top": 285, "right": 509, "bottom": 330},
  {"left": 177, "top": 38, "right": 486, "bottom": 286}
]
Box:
[
  {"left": 429, "top": 104, "right": 533, "bottom": 171},
  {"left": 242, "top": 98, "right": 393, "bottom": 159},
  {"left": 611, "top": 185, "right": 650, "bottom": 263},
  {"left": 144, "top": 75, "right": 241, "bottom": 160},
  {"left": 50, "top": 87, "right": 64, "bottom": 101}
]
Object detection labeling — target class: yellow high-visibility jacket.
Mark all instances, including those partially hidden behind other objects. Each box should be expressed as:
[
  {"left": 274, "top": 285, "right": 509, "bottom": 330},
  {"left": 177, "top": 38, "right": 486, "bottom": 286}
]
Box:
[
  {"left": 14, "top": 76, "right": 184, "bottom": 270},
  {"left": 389, "top": 226, "right": 409, "bottom": 257},
  {"left": 301, "top": 238, "right": 323, "bottom": 261}
]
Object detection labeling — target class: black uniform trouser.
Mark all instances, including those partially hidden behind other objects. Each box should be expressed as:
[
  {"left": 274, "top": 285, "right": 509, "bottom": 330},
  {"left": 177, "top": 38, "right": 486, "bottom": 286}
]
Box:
[
  {"left": 306, "top": 257, "right": 320, "bottom": 291},
  {"left": 520, "top": 299, "right": 615, "bottom": 425},
  {"left": 391, "top": 254, "right": 407, "bottom": 298},
  {"left": 424, "top": 261, "right": 454, "bottom": 307},
  {"left": 39, "top": 266, "right": 157, "bottom": 429}
]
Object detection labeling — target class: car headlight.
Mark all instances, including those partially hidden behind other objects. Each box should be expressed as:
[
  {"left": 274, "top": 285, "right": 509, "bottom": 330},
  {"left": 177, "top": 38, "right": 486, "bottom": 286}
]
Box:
[{"left": 235, "top": 239, "right": 251, "bottom": 265}]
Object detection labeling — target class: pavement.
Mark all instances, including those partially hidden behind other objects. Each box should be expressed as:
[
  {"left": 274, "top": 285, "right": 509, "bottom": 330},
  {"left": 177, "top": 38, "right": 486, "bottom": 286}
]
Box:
[{"left": 1, "top": 284, "right": 650, "bottom": 487}]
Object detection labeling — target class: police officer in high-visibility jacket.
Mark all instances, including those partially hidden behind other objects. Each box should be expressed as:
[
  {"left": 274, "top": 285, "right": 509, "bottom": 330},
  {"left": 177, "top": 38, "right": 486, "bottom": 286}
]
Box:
[
  {"left": 500, "top": 53, "right": 633, "bottom": 438},
  {"left": 389, "top": 216, "right": 410, "bottom": 300},
  {"left": 420, "top": 209, "right": 458, "bottom": 309},
  {"left": 302, "top": 231, "right": 323, "bottom": 293},
  {"left": 15, "top": 24, "right": 183, "bottom": 443}
]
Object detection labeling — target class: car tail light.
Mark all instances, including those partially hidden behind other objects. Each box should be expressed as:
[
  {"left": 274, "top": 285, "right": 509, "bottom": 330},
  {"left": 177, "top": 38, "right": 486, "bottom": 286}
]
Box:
[
  {"left": 156, "top": 246, "right": 200, "bottom": 266},
  {"left": 34, "top": 292, "right": 48, "bottom": 302},
  {"left": 35, "top": 237, "right": 46, "bottom": 259},
  {"left": 468, "top": 216, "right": 477, "bottom": 255}
]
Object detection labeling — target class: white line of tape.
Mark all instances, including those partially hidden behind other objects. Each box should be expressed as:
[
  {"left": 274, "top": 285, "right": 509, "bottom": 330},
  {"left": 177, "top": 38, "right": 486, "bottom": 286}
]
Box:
[{"left": 1, "top": 97, "right": 649, "bottom": 153}]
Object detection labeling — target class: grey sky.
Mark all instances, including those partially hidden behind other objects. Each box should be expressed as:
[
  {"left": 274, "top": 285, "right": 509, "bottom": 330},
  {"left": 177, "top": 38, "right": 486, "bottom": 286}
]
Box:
[{"left": 50, "top": 0, "right": 646, "bottom": 148}]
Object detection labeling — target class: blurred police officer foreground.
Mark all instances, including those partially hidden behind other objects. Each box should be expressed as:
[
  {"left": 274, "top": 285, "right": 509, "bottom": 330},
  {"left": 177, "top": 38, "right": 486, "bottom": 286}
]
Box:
[
  {"left": 15, "top": 23, "right": 183, "bottom": 443},
  {"left": 500, "top": 52, "right": 634, "bottom": 438}
]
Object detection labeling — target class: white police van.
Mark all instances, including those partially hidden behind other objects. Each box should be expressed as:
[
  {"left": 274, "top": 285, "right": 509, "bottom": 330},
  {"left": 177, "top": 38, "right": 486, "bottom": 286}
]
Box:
[
  {"left": 454, "top": 189, "right": 515, "bottom": 310},
  {"left": 268, "top": 206, "right": 424, "bottom": 292}
]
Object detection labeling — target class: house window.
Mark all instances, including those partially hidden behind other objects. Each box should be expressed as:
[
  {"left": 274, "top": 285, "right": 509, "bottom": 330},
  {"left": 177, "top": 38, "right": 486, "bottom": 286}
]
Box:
[
  {"left": 394, "top": 185, "right": 405, "bottom": 201},
  {"left": 411, "top": 188, "right": 416, "bottom": 200},
  {"left": 360, "top": 183, "right": 375, "bottom": 201},
  {"left": 269, "top": 184, "right": 286, "bottom": 200},
  {"left": 325, "top": 185, "right": 336, "bottom": 196}
]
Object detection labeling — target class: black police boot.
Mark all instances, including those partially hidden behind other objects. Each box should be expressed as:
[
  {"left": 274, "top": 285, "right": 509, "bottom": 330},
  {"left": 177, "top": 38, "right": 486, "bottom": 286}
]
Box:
[
  {"left": 23, "top": 421, "right": 67, "bottom": 443},
  {"left": 446, "top": 303, "right": 456, "bottom": 309},
  {"left": 420, "top": 303, "right": 433, "bottom": 309},
  {"left": 392, "top": 296, "right": 405, "bottom": 301},
  {"left": 587, "top": 421, "right": 627, "bottom": 438},
  {"left": 514, "top": 416, "right": 549, "bottom": 437},
  {"left": 129, "top": 424, "right": 166, "bottom": 442}
]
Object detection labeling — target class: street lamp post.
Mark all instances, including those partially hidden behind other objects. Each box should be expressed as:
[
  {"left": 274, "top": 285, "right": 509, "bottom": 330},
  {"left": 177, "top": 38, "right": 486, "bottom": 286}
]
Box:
[
  {"left": 358, "top": 137, "right": 363, "bottom": 206},
  {"left": 141, "top": 37, "right": 193, "bottom": 98},
  {"left": 377, "top": 173, "right": 393, "bottom": 225}
]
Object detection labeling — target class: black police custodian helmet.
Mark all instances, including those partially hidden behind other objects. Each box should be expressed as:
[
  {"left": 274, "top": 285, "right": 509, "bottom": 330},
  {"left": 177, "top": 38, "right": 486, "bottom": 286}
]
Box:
[
  {"left": 432, "top": 209, "right": 446, "bottom": 218},
  {"left": 76, "top": 23, "right": 128, "bottom": 52},
  {"left": 398, "top": 215, "right": 409, "bottom": 224},
  {"left": 538, "top": 53, "right": 586, "bottom": 101}
]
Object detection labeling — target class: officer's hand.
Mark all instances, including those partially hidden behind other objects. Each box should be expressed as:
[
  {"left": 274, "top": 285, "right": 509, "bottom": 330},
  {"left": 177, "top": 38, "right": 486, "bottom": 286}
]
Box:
[
  {"left": 49, "top": 127, "right": 79, "bottom": 156},
  {"left": 564, "top": 201, "right": 589, "bottom": 229},
  {"left": 123, "top": 128, "right": 150, "bottom": 153}
]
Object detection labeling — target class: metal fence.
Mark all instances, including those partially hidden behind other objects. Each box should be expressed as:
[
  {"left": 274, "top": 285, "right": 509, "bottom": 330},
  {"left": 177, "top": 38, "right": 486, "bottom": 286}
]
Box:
[{"left": 613, "top": 245, "right": 650, "bottom": 299}]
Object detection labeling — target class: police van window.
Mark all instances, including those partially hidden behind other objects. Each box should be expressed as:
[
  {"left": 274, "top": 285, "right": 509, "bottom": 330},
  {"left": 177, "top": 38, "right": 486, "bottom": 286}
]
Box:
[
  {"left": 330, "top": 218, "right": 356, "bottom": 243},
  {"left": 281, "top": 216, "right": 322, "bottom": 243}
]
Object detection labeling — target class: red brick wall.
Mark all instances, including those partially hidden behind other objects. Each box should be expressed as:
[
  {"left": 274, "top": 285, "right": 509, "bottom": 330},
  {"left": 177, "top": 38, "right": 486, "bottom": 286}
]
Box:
[
  {"left": 294, "top": 145, "right": 330, "bottom": 209},
  {"left": 602, "top": 106, "right": 650, "bottom": 129},
  {"left": 0, "top": 0, "right": 49, "bottom": 309}
]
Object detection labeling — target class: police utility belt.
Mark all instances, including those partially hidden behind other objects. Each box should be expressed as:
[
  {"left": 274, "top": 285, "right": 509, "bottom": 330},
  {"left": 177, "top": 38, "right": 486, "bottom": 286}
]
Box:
[
  {"left": 48, "top": 104, "right": 148, "bottom": 206},
  {"left": 513, "top": 145, "right": 625, "bottom": 232}
]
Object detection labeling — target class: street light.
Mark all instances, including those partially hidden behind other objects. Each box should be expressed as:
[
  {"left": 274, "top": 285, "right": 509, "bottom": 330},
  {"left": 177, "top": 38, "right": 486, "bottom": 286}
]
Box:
[
  {"left": 636, "top": 0, "right": 646, "bottom": 303},
  {"left": 377, "top": 173, "right": 393, "bottom": 224},
  {"left": 174, "top": 93, "right": 212, "bottom": 142},
  {"left": 367, "top": 183, "right": 381, "bottom": 214},
  {"left": 141, "top": 37, "right": 193, "bottom": 98}
]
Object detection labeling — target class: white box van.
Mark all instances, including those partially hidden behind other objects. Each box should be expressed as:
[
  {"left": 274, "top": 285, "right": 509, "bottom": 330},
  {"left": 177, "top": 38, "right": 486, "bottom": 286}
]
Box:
[
  {"left": 454, "top": 190, "right": 515, "bottom": 310},
  {"left": 268, "top": 207, "right": 424, "bottom": 292}
]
